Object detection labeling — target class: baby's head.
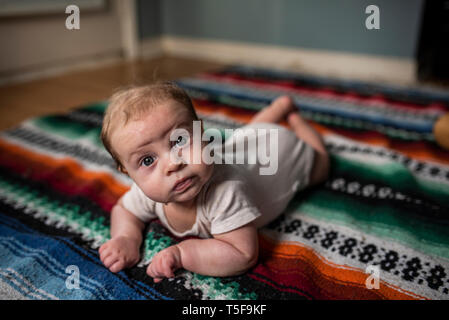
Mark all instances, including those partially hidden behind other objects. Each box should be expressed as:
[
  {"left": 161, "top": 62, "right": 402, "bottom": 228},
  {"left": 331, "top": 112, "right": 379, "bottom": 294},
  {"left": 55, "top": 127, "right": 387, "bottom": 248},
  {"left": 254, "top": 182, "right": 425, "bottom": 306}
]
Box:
[{"left": 102, "top": 82, "right": 214, "bottom": 205}]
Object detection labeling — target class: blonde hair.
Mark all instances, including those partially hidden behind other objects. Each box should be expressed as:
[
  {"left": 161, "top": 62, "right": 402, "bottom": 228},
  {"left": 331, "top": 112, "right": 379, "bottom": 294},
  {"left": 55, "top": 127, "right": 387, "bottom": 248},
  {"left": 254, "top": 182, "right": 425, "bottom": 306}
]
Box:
[{"left": 101, "top": 81, "right": 198, "bottom": 171}]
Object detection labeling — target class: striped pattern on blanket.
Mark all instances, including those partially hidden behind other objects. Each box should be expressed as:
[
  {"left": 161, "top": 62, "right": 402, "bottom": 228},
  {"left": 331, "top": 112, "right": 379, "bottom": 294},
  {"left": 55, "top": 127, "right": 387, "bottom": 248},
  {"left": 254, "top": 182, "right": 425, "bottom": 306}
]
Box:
[{"left": 0, "top": 66, "right": 448, "bottom": 300}]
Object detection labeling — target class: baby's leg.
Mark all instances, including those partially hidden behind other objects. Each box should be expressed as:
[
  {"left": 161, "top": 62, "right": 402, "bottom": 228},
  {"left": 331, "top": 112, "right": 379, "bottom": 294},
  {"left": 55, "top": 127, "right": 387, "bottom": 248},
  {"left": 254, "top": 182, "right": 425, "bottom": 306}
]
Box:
[
  {"left": 287, "top": 112, "right": 330, "bottom": 186},
  {"left": 249, "top": 95, "right": 296, "bottom": 124},
  {"left": 250, "top": 95, "right": 329, "bottom": 186}
]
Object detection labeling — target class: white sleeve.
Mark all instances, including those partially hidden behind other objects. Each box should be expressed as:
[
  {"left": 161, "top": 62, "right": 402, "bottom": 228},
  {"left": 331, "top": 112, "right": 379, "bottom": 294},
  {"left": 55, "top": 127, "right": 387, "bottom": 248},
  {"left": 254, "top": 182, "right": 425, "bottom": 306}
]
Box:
[
  {"left": 121, "top": 183, "right": 157, "bottom": 223},
  {"left": 206, "top": 180, "right": 261, "bottom": 235}
]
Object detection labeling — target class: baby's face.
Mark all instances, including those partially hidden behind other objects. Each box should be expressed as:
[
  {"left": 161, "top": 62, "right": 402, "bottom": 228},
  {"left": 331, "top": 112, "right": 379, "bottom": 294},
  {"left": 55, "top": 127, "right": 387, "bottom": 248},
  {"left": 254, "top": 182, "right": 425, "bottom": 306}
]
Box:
[{"left": 111, "top": 100, "right": 214, "bottom": 205}]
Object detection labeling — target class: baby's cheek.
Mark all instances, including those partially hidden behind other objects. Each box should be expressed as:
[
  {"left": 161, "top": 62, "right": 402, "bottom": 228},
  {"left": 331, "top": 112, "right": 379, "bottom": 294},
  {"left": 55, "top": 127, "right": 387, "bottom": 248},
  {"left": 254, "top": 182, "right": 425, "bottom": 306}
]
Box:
[{"left": 137, "top": 178, "right": 165, "bottom": 201}]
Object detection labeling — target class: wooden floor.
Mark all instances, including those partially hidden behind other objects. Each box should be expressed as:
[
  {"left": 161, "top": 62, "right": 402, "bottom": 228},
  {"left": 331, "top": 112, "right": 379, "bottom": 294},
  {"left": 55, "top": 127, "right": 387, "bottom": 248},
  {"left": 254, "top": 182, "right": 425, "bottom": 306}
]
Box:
[{"left": 0, "top": 56, "right": 224, "bottom": 130}]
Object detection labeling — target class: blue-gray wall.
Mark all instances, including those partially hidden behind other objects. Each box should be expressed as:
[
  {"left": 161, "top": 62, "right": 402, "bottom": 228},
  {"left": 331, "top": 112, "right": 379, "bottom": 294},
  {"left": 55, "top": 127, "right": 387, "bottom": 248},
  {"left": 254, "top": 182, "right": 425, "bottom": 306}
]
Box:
[
  {"left": 137, "top": 0, "right": 161, "bottom": 38},
  {"left": 137, "top": 0, "right": 424, "bottom": 58}
]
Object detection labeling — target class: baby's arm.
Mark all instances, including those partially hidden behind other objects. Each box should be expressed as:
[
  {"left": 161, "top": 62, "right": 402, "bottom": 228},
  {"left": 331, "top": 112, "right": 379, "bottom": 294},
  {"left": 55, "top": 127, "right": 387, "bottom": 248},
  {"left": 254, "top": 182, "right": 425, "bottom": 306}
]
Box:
[
  {"left": 146, "top": 223, "right": 258, "bottom": 282},
  {"left": 99, "top": 197, "right": 146, "bottom": 273}
]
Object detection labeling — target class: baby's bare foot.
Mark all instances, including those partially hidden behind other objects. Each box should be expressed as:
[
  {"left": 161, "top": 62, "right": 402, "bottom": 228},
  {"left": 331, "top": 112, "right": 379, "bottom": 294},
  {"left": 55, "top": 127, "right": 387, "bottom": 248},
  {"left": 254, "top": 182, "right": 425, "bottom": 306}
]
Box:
[
  {"left": 250, "top": 95, "right": 296, "bottom": 124},
  {"left": 99, "top": 236, "right": 141, "bottom": 273},
  {"left": 287, "top": 109, "right": 304, "bottom": 124},
  {"left": 270, "top": 95, "right": 295, "bottom": 114}
]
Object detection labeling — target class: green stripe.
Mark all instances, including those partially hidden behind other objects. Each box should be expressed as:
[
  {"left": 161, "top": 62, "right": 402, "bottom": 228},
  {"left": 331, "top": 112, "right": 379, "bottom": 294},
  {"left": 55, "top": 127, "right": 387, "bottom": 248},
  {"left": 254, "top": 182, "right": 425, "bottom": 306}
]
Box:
[
  {"left": 332, "top": 154, "right": 449, "bottom": 207},
  {"left": 301, "top": 110, "right": 434, "bottom": 141},
  {"left": 290, "top": 189, "right": 449, "bottom": 260},
  {"left": 187, "top": 89, "right": 265, "bottom": 112},
  {"left": 80, "top": 102, "right": 107, "bottom": 113},
  {"left": 142, "top": 232, "right": 174, "bottom": 262},
  {"left": 31, "top": 117, "right": 104, "bottom": 148},
  {"left": 189, "top": 274, "right": 257, "bottom": 300},
  {"left": 217, "top": 95, "right": 266, "bottom": 111}
]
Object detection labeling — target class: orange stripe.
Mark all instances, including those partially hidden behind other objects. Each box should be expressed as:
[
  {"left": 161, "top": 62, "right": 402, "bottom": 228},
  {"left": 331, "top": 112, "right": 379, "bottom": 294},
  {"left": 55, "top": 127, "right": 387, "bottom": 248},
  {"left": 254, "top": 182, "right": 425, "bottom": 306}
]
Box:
[
  {"left": 195, "top": 102, "right": 449, "bottom": 166},
  {"left": 259, "top": 235, "right": 427, "bottom": 300},
  {"left": 0, "top": 138, "right": 129, "bottom": 203}
]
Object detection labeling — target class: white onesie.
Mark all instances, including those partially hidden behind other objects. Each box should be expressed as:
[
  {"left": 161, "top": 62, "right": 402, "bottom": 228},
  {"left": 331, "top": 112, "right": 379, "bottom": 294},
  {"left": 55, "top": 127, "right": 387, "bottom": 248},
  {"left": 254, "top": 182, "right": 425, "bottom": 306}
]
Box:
[{"left": 122, "top": 122, "right": 315, "bottom": 238}]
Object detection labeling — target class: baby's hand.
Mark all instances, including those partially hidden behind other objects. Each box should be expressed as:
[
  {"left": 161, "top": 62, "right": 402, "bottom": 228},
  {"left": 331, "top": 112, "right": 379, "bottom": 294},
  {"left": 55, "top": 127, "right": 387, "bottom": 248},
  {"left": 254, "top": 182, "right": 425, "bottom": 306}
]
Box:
[
  {"left": 146, "top": 245, "right": 182, "bottom": 283},
  {"left": 99, "top": 236, "right": 141, "bottom": 273}
]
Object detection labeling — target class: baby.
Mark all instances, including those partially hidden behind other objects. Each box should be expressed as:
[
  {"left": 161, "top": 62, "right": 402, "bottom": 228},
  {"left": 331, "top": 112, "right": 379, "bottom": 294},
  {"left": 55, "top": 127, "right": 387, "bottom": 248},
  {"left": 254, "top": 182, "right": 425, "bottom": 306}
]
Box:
[{"left": 99, "top": 82, "right": 329, "bottom": 282}]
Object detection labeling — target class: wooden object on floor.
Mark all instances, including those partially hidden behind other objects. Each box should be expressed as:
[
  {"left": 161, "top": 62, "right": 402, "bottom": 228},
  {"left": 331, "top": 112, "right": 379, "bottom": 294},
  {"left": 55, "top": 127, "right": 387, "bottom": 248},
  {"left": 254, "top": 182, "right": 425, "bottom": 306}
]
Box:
[{"left": 434, "top": 113, "right": 449, "bottom": 150}]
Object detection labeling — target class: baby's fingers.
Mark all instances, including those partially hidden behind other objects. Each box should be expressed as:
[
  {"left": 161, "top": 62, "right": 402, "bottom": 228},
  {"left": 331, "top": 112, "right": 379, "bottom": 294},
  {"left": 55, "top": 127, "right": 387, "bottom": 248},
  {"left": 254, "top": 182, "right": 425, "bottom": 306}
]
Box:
[
  {"left": 109, "top": 260, "right": 125, "bottom": 273},
  {"left": 99, "top": 249, "right": 112, "bottom": 263},
  {"left": 99, "top": 243, "right": 108, "bottom": 255},
  {"left": 162, "top": 258, "right": 175, "bottom": 278},
  {"left": 147, "top": 265, "right": 162, "bottom": 283},
  {"left": 103, "top": 255, "right": 119, "bottom": 269},
  {"left": 146, "top": 263, "right": 156, "bottom": 278},
  {"left": 147, "top": 260, "right": 170, "bottom": 282}
]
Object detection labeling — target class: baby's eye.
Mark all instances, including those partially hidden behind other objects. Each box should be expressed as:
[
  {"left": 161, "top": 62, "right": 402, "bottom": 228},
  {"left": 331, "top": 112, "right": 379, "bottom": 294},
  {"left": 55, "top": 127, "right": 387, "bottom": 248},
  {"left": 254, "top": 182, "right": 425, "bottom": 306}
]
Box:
[
  {"left": 141, "top": 156, "right": 154, "bottom": 167},
  {"left": 174, "top": 135, "right": 189, "bottom": 147}
]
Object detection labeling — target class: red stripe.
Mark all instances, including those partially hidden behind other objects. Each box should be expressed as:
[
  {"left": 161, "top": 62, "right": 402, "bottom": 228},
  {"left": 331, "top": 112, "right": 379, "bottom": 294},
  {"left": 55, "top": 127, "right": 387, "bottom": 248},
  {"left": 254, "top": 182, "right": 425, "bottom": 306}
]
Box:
[{"left": 203, "top": 72, "right": 449, "bottom": 113}]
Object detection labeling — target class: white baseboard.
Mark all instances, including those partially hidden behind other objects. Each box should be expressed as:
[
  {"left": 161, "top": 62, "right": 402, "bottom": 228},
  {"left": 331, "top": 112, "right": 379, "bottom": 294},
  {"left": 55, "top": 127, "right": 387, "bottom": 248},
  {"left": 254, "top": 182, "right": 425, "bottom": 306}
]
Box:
[
  {"left": 142, "top": 36, "right": 416, "bottom": 85},
  {"left": 2, "top": 35, "right": 417, "bottom": 86}
]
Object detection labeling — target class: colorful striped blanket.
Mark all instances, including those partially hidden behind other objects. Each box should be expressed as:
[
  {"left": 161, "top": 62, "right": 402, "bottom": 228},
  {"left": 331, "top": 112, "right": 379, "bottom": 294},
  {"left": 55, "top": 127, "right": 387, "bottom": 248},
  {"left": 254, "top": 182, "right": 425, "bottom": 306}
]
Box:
[{"left": 1, "top": 66, "right": 449, "bottom": 300}]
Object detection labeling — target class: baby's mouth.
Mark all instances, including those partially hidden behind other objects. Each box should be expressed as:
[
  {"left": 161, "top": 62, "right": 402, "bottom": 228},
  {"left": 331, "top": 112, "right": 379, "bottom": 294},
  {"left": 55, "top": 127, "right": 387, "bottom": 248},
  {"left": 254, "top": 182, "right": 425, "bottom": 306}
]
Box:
[{"left": 173, "top": 176, "right": 194, "bottom": 192}]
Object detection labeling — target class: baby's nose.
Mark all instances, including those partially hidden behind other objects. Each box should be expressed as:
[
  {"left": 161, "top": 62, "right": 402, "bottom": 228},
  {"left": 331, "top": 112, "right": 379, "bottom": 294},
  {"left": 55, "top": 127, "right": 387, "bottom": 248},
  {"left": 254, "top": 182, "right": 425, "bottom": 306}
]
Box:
[{"left": 164, "top": 150, "right": 185, "bottom": 175}]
